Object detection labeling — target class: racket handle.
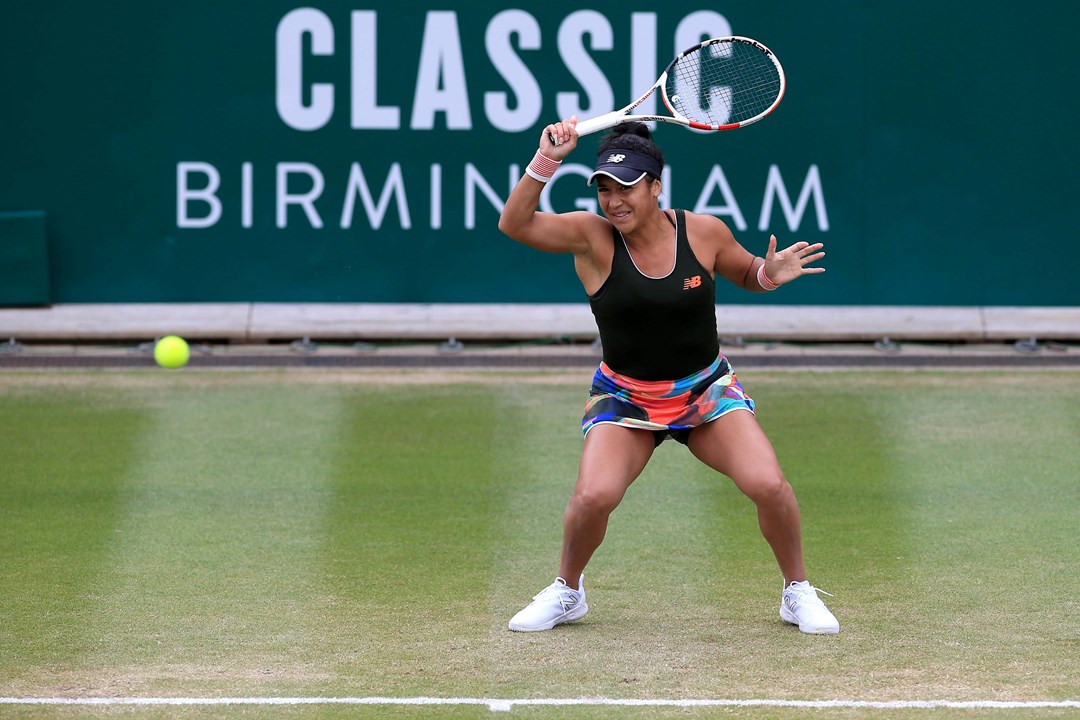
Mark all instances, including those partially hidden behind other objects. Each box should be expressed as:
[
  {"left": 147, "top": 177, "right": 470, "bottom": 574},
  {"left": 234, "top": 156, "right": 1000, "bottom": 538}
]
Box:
[
  {"left": 574, "top": 113, "right": 622, "bottom": 137},
  {"left": 549, "top": 111, "right": 624, "bottom": 146}
]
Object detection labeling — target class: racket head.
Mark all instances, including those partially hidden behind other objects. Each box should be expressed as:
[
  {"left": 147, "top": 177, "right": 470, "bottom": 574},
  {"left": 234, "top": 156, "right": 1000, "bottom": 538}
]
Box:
[{"left": 660, "top": 36, "right": 785, "bottom": 131}]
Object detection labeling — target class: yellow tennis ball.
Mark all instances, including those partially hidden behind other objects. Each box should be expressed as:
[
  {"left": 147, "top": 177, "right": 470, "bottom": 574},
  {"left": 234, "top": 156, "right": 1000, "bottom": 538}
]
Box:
[{"left": 153, "top": 335, "right": 190, "bottom": 369}]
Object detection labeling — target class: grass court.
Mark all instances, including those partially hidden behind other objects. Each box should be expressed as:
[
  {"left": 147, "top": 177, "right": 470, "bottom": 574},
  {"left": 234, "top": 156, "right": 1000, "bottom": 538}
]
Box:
[{"left": 1, "top": 367, "right": 1078, "bottom": 719}]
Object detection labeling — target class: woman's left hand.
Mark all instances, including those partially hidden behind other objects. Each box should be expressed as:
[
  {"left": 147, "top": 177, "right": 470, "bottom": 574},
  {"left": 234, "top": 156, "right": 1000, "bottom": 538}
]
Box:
[{"left": 762, "top": 235, "right": 825, "bottom": 286}]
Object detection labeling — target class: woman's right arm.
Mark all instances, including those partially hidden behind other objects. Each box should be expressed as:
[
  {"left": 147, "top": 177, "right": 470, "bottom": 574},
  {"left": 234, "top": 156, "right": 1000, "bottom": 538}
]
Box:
[{"left": 497, "top": 116, "right": 600, "bottom": 255}]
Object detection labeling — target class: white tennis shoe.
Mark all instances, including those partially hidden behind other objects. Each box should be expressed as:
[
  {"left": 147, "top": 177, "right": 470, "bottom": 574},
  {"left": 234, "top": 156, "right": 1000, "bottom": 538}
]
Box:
[
  {"left": 780, "top": 580, "right": 840, "bottom": 634},
  {"left": 508, "top": 575, "right": 588, "bottom": 632}
]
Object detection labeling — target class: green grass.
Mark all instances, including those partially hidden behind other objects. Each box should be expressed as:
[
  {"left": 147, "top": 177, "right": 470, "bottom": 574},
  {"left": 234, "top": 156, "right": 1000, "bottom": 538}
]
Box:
[{"left": 1, "top": 369, "right": 1078, "bottom": 719}]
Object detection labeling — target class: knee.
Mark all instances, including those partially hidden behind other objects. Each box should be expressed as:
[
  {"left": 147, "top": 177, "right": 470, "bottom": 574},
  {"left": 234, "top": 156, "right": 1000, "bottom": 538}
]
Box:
[
  {"left": 567, "top": 486, "right": 623, "bottom": 518},
  {"left": 739, "top": 470, "right": 793, "bottom": 506}
]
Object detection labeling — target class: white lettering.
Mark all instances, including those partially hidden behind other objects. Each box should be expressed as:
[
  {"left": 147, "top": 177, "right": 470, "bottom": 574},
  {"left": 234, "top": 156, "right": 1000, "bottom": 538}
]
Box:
[
  {"left": 411, "top": 12, "right": 472, "bottom": 129},
  {"left": 430, "top": 164, "right": 442, "bottom": 230},
  {"left": 241, "top": 162, "right": 253, "bottom": 228},
  {"left": 692, "top": 164, "right": 747, "bottom": 231},
  {"left": 276, "top": 162, "right": 325, "bottom": 228},
  {"left": 275, "top": 8, "right": 334, "bottom": 131},
  {"left": 485, "top": 10, "right": 542, "bottom": 132},
  {"left": 464, "top": 163, "right": 505, "bottom": 230},
  {"left": 175, "top": 161, "right": 828, "bottom": 235},
  {"left": 675, "top": 12, "right": 734, "bottom": 134},
  {"left": 177, "top": 162, "right": 222, "bottom": 229},
  {"left": 271, "top": 9, "right": 747, "bottom": 134},
  {"left": 340, "top": 163, "right": 411, "bottom": 230},
  {"left": 556, "top": 11, "right": 613, "bottom": 120},
  {"left": 542, "top": 163, "right": 595, "bottom": 214},
  {"left": 630, "top": 13, "right": 657, "bottom": 123},
  {"left": 759, "top": 164, "right": 829, "bottom": 232},
  {"left": 351, "top": 11, "right": 400, "bottom": 129}
]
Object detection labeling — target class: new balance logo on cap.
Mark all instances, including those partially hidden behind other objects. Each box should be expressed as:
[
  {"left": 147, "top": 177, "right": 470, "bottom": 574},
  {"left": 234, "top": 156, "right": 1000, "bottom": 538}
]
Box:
[{"left": 606, "top": 153, "right": 626, "bottom": 163}]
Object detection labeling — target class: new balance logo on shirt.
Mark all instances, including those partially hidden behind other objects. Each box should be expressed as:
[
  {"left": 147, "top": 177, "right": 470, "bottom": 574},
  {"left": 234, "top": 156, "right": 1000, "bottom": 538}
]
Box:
[{"left": 683, "top": 275, "right": 702, "bottom": 290}]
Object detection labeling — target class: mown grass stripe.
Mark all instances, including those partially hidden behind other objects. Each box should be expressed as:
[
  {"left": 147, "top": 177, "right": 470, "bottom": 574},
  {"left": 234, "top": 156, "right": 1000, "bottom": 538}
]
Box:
[
  {"left": 76, "top": 381, "right": 349, "bottom": 689},
  {"left": 873, "top": 374, "right": 1080, "bottom": 695},
  {"left": 316, "top": 382, "right": 509, "bottom": 695},
  {"left": 0, "top": 393, "right": 148, "bottom": 676}
]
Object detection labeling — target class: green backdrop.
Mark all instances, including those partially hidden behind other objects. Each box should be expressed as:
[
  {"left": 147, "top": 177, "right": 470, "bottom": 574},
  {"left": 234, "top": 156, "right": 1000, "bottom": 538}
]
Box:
[{"left": 1, "top": 1, "right": 1076, "bottom": 305}]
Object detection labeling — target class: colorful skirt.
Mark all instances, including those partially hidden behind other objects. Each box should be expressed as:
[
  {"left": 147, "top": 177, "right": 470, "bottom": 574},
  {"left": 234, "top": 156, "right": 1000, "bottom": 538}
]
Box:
[{"left": 581, "top": 354, "right": 755, "bottom": 444}]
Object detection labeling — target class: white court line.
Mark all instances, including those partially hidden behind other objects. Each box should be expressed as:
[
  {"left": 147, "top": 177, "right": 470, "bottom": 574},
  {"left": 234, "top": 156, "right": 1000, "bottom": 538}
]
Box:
[{"left": 1, "top": 697, "right": 1078, "bottom": 712}]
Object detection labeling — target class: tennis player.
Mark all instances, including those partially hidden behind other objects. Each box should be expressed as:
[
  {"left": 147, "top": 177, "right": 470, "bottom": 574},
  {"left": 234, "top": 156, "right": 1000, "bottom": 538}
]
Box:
[{"left": 498, "top": 116, "right": 839, "bottom": 635}]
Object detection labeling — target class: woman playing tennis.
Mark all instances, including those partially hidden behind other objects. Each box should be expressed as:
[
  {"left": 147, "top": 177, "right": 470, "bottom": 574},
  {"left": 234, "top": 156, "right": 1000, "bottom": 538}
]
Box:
[{"left": 498, "top": 116, "right": 839, "bottom": 635}]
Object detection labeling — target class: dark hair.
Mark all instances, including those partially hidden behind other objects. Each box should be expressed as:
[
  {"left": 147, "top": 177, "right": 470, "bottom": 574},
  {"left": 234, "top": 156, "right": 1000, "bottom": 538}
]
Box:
[{"left": 596, "top": 122, "right": 665, "bottom": 178}]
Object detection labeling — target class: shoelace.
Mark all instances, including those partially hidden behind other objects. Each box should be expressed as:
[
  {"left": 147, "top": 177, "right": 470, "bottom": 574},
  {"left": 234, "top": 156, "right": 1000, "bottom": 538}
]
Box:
[
  {"left": 535, "top": 580, "right": 580, "bottom": 610},
  {"left": 788, "top": 582, "right": 833, "bottom": 605}
]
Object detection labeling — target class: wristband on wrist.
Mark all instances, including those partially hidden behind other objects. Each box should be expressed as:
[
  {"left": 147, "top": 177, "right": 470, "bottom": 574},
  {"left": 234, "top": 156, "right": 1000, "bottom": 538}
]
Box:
[
  {"left": 525, "top": 149, "right": 561, "bottom": 183},
  {"left": 756, "top": 262, "right": 780, "bottom": 291}
]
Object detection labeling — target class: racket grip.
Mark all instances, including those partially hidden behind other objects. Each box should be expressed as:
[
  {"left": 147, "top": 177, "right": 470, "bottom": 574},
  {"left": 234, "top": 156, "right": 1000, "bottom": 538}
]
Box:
[
  {"left": 549, "top": 112, "right": 623, "bottom": 146},
  {"left": 573, "top": 113, "right": 621, "bottom": 137}
]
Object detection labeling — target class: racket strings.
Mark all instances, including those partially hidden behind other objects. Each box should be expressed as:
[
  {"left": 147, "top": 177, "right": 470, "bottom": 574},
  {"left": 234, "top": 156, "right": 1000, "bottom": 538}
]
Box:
[{"left": 667, "top": 42, "right": 781, "bottom": 126}]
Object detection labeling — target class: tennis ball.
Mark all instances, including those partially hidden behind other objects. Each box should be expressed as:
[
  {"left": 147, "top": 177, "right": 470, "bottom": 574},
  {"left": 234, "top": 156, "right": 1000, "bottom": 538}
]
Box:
[{"left": 153, "top": 335, "right": 190, "bottom": 369}]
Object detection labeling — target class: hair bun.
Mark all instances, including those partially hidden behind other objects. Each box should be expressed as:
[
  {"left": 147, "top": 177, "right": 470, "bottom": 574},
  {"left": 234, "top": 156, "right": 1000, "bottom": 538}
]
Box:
[{"left": 611, "top": 121, "right": 653, "bottom": 142}]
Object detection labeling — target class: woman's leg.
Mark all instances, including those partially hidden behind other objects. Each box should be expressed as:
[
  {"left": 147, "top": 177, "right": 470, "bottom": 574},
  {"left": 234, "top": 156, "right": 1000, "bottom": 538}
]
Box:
[
  {"left": 688, "top": 409, "right": 840, "bottom": 634},
  {"left": 558, "top": 423, "right": 657, "bottom": 588},
  {"left": 686, "top": 410, "right": 806, "bottom": 583}
]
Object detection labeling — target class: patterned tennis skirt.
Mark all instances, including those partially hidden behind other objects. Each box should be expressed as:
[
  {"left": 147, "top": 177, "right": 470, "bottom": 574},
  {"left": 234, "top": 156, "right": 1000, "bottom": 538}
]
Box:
[{"left": 582, "top": 354, "right": 756, "bottom": 445}]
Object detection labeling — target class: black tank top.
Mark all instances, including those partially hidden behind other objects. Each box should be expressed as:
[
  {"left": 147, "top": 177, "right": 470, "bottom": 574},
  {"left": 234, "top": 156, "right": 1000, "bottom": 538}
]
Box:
[{"left": 588, "top": 209, "right": 719, "bottom": 380}]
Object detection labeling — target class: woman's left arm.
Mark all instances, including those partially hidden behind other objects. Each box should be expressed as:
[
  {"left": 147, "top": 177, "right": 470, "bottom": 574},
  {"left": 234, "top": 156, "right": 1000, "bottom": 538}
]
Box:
[
  {"left": 755, "top": 234, "right": 826, "bottom": 290},
  {"left": 690, "top": 213, "right": 826, "bottom": 292},
  {"left": 693, "top": 212, "right": 824, "bottom": 292}
]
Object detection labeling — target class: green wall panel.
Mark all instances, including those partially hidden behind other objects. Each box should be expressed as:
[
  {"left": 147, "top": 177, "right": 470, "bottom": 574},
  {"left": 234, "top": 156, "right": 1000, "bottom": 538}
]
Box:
[
  {"left": 1, "top": 2, "right": 1076, "bottom": 305},
  {"left": 0, "top": 211, "right": 50, "bottom": 306}
]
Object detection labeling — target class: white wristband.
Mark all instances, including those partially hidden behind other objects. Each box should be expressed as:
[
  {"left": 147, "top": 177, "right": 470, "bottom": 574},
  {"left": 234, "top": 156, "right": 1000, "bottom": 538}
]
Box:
[
  {"left": 756, "top": 263, "right": 780, "bottom": 291},
  {"left": 525, "top": 149, "right": 561, "bottom": 183}
]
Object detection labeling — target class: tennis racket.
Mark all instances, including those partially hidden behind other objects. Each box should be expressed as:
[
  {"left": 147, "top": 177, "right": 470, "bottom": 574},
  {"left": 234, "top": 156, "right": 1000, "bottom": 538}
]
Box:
[{"left": 555, "top": 36, "right": 785, "bottom": 143}]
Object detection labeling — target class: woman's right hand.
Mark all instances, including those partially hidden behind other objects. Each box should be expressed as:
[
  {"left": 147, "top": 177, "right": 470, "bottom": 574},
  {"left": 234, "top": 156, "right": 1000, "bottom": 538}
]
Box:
[{"left": 540, "top": 115, "right": 579, "bottom": 160}]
